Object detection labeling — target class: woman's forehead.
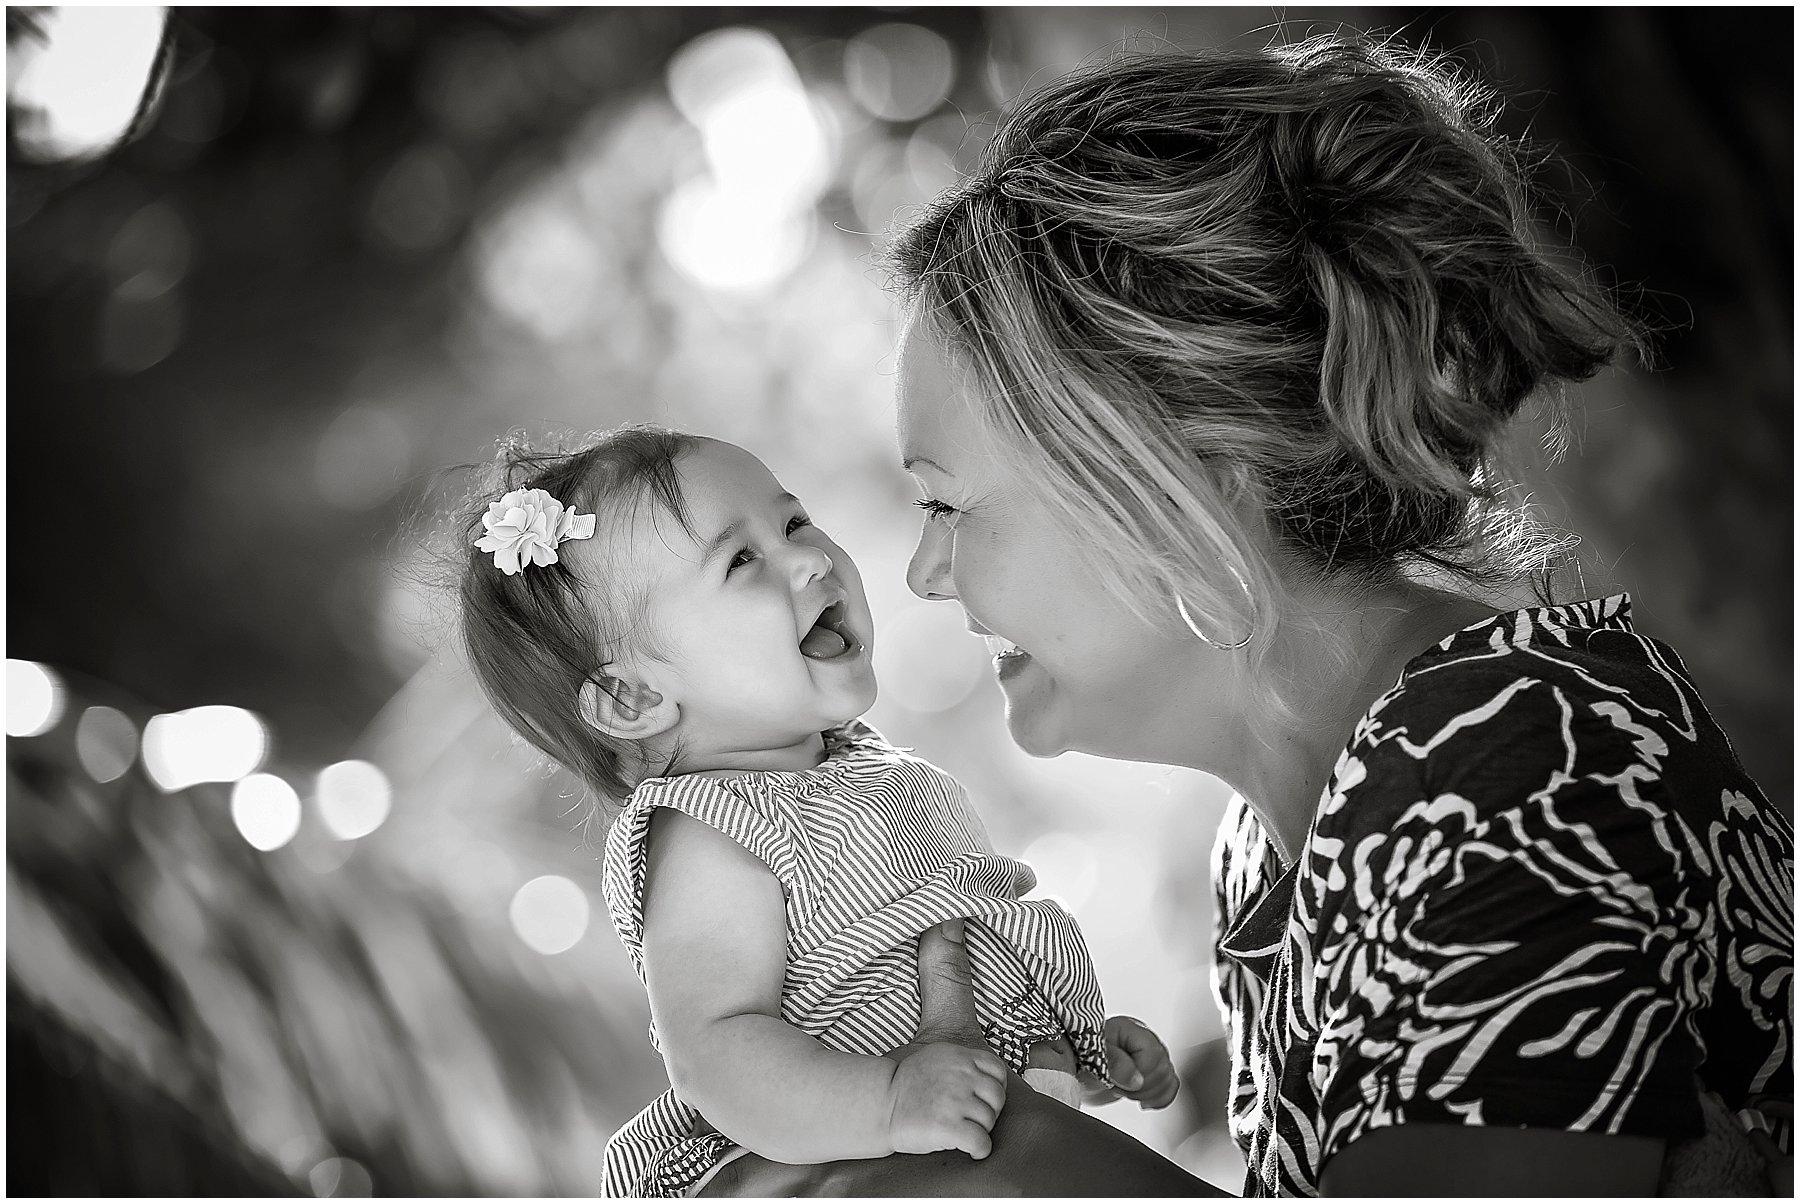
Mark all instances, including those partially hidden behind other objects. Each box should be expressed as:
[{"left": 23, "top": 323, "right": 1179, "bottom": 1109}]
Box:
[{"left": 896, "top": 327, "right": 985, "bottom": 472}]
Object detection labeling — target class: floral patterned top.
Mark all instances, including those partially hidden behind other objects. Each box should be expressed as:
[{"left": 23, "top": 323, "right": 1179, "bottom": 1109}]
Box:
[{"left": 1211, "top": 595, "right": 1794, "bottom": 1196}]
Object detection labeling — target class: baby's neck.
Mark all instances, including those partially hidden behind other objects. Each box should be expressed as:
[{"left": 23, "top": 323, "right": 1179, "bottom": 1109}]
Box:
[{"left": 670, "top": 729, "right": 831, "bottom": 777}]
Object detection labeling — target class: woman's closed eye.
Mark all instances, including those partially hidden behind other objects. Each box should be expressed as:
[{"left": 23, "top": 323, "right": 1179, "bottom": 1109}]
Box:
[{"left": 913, "top": 497, "right": 958, "bottom": 522}]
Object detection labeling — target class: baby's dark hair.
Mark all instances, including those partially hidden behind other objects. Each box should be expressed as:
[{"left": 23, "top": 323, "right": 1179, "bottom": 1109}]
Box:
[{"left": 458, "top": 424, "right": 702, "bottom": 807}]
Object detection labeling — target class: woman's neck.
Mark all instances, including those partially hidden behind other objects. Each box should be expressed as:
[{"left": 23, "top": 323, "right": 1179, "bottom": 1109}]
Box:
[{"left": 1213, "top": 583, "right": 1504, "bottom": 866}]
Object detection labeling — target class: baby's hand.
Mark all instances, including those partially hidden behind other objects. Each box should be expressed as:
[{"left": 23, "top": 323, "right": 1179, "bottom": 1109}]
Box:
[
  {"left": 1104, "top": 1015, "right": 1179, "bottom": 1110},
  {"left": 886, "top": 1041, "right": 1009, "bottom": 1159}
]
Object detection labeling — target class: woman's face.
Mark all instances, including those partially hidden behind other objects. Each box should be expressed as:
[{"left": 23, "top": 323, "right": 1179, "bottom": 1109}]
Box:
[{"left": 895, "top": 327, "right": 1226, "bottom": 763}]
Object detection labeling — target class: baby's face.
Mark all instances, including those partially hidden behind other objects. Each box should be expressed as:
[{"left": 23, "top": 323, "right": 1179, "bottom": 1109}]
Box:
[{"left": 606, "top": 439, "right": 878, "bottom": 758}]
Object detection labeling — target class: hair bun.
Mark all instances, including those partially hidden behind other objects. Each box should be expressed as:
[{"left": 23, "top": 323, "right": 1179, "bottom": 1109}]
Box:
[
  {"left": 1263, "top": 44, "right": 1635, "bottom": 499},
  {"left": 888, "top": 34, "right": 1638, "bottom": 605}
]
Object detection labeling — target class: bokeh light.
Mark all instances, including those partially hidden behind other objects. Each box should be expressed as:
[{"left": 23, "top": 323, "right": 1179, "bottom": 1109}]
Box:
[
  {"left": 7, "top": 6, "right": 170, "bottom": 163},
  {"left": 290, "top": 827, "right": 355, "bottom": 876},
  {"left": 231, "top": 773, "right": 304, "bottom": 852},
  {"left": 107, "top": 202, "right": 192, "bottom": 300},
  {"left": 873, "top": 602, "right": 988, "bottom": 714},
  {"left": 658, "top": 26, "right": 829, "bottom": 294},
  {"left": 364, "top": 142, "right": 470, "bottom": 255},
  {"left": 141, "top": 705, "right": 269, "bottom": 791},
  {"left": 687, "top": 70, "right": 829, "bottom": 209},
  {"left": 308, "top": 1155, "right": 372, "bottom": 1197},
  {"left": 314, "top": 405, "right": 414, "bottom": 510},
  {"left": 7, "top": 660, "right": 66, "bottom": 738},
  {"left": 75, "top": 705, "right": 139, "bottom": 782},
  {"left": 99, "top": 289, "right": 184, "bottom": 374},
  {"left": 315, "top": 760, "right": 392, "bottom": 841},
  {"left": 847, "top": 140, "right": 917, "bottom": 237},
  {"left": 657, "top": 178, "right": 812, "bottom": 294},
  {"left": 418, "top": 28, "right": 526, "bottom": 141},
  {"left": 508, "top": 875, "right": 590, "bottom": 955},
  {"left": 906, "top": 114, "right": 971, "bottom": 196},
  {"left": 843, "top": 24, "right": 956, "bottom": 122},
  {"left": 665, "top": 26, "right": 791, "bottom": 131},
  {"left": 475, "top": 181, "right": 614, "bottom": 340}
]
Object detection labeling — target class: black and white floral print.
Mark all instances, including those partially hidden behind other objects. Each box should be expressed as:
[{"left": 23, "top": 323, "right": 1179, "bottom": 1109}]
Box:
[{"left": 1212, "top": 595, "right": 1794, "bottom": 1196}]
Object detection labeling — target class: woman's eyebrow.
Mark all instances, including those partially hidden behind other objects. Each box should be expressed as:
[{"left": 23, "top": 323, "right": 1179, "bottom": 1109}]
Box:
[{"left": 903, "top": 456, "right": 950, "bottom": 475}]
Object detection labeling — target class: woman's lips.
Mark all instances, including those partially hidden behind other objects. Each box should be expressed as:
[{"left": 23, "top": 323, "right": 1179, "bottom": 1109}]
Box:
[
  {"left": 995, "top": 651, "right": 1030, "bottom": 682},
  {"left": 982, "top": 634, "right": 1031, "bottom": 680}
]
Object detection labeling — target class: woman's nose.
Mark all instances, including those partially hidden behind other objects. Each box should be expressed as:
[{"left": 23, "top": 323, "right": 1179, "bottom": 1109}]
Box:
[{"left": 906, "top": 524, "right": 955, "bottom": 601}]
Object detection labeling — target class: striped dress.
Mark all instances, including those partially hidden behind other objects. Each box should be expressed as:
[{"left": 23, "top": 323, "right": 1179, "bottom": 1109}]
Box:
[{"left": 600, "top": 721, "right": 1109, "bottom": 1197}]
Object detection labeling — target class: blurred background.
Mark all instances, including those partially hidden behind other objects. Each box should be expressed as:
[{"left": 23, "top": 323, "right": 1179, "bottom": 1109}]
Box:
[{"left": 6, "top": 6, "right": 1790, "bottom": 1196}]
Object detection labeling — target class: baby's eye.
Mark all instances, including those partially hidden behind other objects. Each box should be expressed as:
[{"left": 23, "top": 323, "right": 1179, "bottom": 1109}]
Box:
[
  {"left": 727, "top": 548, "right": 756, "bottom": 572},
  {"left": 913, "top": 498, "right": 958, "bottom": 522},
  {"left": 786, "top": 514, "right": 812, "bottom": 535}
]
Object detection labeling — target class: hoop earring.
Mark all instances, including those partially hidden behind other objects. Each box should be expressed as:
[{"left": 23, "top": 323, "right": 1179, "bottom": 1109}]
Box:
[{"left": 1173, "top": 566, "right": 1255, "bottom": 651}]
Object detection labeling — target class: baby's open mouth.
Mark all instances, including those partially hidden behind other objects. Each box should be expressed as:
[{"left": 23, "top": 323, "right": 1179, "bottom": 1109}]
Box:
[{"left": 800, "top": 601, "right": 860, "bottom": 661}]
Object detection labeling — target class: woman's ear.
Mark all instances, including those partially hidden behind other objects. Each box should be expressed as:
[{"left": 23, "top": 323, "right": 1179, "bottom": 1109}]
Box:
[{"left": 579, "top": 672, "right": 676, "bottom": 740}]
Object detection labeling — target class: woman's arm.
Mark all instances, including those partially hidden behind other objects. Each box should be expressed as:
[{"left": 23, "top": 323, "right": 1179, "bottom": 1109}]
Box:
[
  {"left": 1319, "top": 1124, "right": 1665, "bottom": 1196},
  {"left": 701, "top": 920, "right": 1225, "bottom": 1197},
  {"left": 643, "top": 811, "right": 1006, "bottom": 1164},
  {"left": 703, "top": 1072, "right": 1211, "bottom": 1196}
]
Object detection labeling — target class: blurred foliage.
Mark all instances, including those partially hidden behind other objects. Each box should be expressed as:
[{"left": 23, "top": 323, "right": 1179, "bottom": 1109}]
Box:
[{"left": 6, "top": 6, "right": 1790, "bottom": 1196}]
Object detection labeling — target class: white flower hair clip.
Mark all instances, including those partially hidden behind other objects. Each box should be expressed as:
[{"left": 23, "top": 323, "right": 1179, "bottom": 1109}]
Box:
[{"left": 474, "top": 487, "right": 596, "bottom": 576}]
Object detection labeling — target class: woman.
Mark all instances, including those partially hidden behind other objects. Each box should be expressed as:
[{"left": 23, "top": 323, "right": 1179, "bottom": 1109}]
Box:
[{"left": 707, "top": 33, "right": 1793, "bottom": 1196}]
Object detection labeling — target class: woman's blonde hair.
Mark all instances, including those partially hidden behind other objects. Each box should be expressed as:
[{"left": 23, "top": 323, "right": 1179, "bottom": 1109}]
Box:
[{"left": 888, "top": 34, "right": 1640, "bottom": 700}]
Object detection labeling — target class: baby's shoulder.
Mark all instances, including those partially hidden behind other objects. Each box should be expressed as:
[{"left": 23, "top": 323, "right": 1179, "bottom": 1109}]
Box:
[
  {"left": 618, "top": 767, "right": 780, "bottom": 838},
  {"left": 627, "top": 766, "right": 752, "bottom": 803}
]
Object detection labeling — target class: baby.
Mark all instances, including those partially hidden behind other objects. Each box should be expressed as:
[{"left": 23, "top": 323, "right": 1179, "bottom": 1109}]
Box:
[{"left": 456, "top": 425, "right": 1179, "bottom": 1197}]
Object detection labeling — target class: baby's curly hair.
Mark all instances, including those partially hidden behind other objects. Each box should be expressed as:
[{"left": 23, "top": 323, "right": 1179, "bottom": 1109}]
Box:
[{"left": 457, "top": 424, "right": 702, "bottom": 807}]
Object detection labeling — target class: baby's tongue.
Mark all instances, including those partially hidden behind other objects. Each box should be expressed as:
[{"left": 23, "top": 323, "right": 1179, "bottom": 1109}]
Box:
[{"left": 800, "top": 622, "right": 848, "bottom": 659}]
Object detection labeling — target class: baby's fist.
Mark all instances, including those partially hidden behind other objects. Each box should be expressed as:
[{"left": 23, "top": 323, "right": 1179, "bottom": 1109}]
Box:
[
  {"left": 887, "top": 1041, "right": 1009, "bottom": 1159},
  {"left": 1104, "top": 1015, "right": 1179, "bottom": 1110}
]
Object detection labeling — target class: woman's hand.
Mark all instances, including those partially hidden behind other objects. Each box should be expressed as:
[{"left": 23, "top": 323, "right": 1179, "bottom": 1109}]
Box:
[
  {"left": 890, "top": 916, "right": 990, "bottom": 1051},
  {"left": 699, "top": 919, "right": 1221, "bottom": 1197},
  {"left": 880, "top": 917, "right": 1010, "bottom": 1157}
]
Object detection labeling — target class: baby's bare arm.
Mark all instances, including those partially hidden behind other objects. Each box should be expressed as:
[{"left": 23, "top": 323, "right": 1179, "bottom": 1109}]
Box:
[
  {"left": 641, "top": 810, "right": 1004, "bottom": 1164},
  {"left": 698, "top": 922, "right": 1219, "bottom": 1197}
]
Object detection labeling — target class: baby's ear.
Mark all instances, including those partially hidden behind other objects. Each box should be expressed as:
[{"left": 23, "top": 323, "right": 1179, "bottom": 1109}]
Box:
[{"left": 579, "top": 672, "right": 676, "bottom": 740}]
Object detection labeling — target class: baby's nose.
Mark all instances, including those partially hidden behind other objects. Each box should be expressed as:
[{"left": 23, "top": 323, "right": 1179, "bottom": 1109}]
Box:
[{"left": 791, "top": 542, "right": 832, "bottom": 585}]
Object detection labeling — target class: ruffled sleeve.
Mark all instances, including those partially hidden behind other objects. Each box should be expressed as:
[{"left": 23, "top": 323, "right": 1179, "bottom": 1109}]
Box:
[{"left": 601, "top": 772, "right": 799, "bottom": 986}]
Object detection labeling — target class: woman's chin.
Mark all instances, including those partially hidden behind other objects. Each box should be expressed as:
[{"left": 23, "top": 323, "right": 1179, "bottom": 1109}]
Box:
[{"left": 1001, "top": 693, "right": 1068, "bottom": 759}]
